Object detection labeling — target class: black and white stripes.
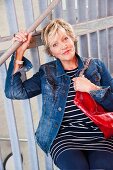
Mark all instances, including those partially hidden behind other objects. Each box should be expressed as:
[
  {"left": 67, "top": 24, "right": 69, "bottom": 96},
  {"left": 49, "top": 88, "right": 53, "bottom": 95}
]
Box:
[{"left": 50, "top": 68, "right": 113, "bottom": 162}]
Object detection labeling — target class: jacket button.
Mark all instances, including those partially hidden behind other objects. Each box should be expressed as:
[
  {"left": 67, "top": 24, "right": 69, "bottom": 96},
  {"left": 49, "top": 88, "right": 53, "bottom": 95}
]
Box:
[
  {"left": 58, "top": 107, "right": 62, "bottom": 111},
  {"left": 62, "top": 90, "right": 65, "bottom": 94}
]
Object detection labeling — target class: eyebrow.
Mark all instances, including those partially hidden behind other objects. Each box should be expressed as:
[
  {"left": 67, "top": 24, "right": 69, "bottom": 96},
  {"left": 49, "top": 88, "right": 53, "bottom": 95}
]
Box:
[
  {"left": 49, "top": 40, "right": 58, "bottom": 47},
  {"left": 48, "top": 32, "right": 68, "bottom": 47}
]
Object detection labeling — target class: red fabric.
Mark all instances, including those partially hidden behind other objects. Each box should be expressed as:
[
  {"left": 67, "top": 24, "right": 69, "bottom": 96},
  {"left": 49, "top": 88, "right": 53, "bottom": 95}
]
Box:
[{"left": 74, "top": 91, "right": 113, "bottom": 139}]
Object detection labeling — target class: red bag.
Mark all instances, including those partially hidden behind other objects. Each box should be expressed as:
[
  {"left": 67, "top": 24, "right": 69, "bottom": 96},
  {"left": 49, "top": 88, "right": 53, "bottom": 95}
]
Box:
[{"left": 74, "top": 91, "right": 113, "bottom": 139}]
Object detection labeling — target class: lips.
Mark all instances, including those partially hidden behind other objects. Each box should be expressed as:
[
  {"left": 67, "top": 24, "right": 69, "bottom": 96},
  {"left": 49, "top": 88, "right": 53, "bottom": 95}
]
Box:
[{"left": 63, "top": 49, "right": 71, "bottom": 55}]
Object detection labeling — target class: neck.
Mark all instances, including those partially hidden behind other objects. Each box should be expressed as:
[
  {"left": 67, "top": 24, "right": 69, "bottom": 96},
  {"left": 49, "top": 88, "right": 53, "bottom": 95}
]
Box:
[{"left": 61, "top": 56, "right": 78, "bottom": 70}]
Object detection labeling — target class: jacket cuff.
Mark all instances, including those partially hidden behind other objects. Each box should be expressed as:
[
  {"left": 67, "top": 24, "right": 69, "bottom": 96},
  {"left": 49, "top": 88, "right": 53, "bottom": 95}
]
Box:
[
  {"left": 90, "top": 86, "right": 111, "bottom": 101},
  {"left": 11, "top": 52, "right": 33, "bottom": 75}
]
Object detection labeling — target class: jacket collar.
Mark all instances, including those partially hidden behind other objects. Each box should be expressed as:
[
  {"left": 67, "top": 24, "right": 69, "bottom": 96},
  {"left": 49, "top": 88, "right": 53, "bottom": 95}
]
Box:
[{"left": 56, "top": 53, "right": 85, "bottom": 77}]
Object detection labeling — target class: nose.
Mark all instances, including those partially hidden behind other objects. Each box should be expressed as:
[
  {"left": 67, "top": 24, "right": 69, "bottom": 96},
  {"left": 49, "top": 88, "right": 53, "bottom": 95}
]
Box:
[{"left": 60, "top": 42, "right": 67, "bottom": 49}]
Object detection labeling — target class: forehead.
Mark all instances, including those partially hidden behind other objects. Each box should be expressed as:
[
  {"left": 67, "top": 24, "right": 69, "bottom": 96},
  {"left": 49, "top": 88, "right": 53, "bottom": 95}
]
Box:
[{"left": 48, "top": 27, "right": 68, "bottom": 45}]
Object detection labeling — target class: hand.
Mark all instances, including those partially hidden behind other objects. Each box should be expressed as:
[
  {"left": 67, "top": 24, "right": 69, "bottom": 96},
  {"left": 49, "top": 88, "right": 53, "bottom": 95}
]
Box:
[
  {"left": 12, "top": 30, "right": 32, "bottom": 55},
  {"left": 12, "top": 30, "right": 32, "bottom": 74},
  {"left": 72, "top": 76, "right": 100, "bottom": 92}
]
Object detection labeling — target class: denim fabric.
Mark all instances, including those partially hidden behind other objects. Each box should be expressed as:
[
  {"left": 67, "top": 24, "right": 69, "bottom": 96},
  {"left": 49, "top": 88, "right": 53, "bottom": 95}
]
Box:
[{"left": 5, "top": 53, "right": 113, "bottom": 154}]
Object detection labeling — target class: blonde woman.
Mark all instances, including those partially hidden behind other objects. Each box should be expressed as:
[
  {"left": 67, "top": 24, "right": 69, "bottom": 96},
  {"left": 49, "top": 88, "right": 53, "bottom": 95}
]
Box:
[{"left": 5, "top": 19, "right": 113, "bottom": 170}]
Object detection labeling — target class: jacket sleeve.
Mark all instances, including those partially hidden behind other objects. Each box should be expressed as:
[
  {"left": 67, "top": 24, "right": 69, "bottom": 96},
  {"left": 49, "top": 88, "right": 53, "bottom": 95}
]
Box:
[
  {"left": 90, "top": 59, "right": 113, "bottom": 111},
  {"left": 5, "top": 54, "right": 42, "bottom": 100}
]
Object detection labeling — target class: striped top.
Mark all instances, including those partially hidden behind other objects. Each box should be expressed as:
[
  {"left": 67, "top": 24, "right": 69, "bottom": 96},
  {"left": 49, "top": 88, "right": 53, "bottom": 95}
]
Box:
[{"left": 50, "top": 68, "right": 113, "bottom": 162}]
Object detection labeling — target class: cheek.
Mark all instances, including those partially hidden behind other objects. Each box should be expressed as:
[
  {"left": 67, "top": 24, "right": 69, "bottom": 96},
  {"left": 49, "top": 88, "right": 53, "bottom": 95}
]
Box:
[
  {"left": 50, "top": 48, "right": 60, "bottom": 56},
  {"left": 69, "top": 41, "right": 75, "bottom": 48}
]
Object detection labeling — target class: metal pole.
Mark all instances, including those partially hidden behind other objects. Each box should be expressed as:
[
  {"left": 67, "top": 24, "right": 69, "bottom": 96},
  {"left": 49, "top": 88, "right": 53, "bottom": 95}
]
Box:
[{"left": 0, "top": 0, "right": 61, "bottom": 66}]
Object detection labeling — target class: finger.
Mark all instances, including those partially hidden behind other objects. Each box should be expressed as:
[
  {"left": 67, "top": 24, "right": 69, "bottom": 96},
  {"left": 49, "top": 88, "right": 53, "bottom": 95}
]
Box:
[
  {"left": 72, "top": 77, "right": 76, "bottom": 82},
  {"left": 73, "top": 83, "right": 77, "bottom": 91},
  {"left": 27, "top": 32, "right": 32, "bottom": 44},
  {"left": 13, "top": 36, "right": 23, "bottom": 43},
  {"left": 16, "top": 33, "right": 27, "bottom": 42},
  {"left": 14, "top": 30, "right": 28, "bottom": 42},
  {"left": 23, "top": 33, "right": 32, "bottom": 48},
  {"left": 12, "top": 36, "right": 21, "bottom": 44},
  {"left": 81, "top": 75, "right": 85, "bottom": 77}
]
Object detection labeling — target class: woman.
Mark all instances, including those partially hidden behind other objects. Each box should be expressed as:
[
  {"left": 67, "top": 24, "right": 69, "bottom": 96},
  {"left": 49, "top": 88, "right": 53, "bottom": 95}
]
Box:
[{"left": 5, "top": 19, "right": 113, "bottom": 170}]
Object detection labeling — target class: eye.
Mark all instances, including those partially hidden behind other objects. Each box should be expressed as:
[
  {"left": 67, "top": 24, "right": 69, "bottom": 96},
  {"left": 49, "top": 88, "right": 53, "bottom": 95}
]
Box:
[
  {"left": 64, "top": 36, "right": 68, "bottom": 41},
  {"left": 53, "top": 43, "right": 58, "bottom": 47}
]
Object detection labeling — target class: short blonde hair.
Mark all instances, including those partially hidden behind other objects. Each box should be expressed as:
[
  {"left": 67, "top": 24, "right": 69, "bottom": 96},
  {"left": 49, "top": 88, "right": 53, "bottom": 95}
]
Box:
[{"left": 41, "top": 19, "right": 77, "bottom": 55}]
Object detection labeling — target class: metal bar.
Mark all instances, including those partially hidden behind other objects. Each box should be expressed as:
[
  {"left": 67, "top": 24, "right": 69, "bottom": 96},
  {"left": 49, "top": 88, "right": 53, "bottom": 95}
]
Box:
[
  {"left": 107, "top": 0, "right": 113, "bottom": 16},
  {"left": 108, "top": 27, "right": 113, "bottom": 73},
  {"left": 77, "top": 0, "right": 86, "bottom": 22},
  {"left": 0, "top": 0, "right": 61, "bottom": 66},
  {"left": 38, "top": 1, "right": 54, "bottom": 169},
  {"left": 52, "top": 0, "right": 63, "bottom": 18},
  {"left": 0, "top": 63, "right": 23, "bottom": 170},
  {"left": 16, "top": 4, "right": 40, "bottom": 169},
  {"left": 0, "top": 145, "right": 3, "bottom": 170},
  {"left": 98, "top": 29, "right": 109, "bottom": 67},
  {"left": 88, "top": 32, "right": 98, "bottom": 58},
  {"left": 88, "top": 0, "right": 98, "bottom": 20},
  {"left": 38, "top": 0, "right": 49, "bottom": 28},
  {"left": 0, "top": 137, "right": 28, "bottom": 142},
  {"left": 97, "top": 0, "right": 107, "bottom": 18},
  {"left": 1, "top": 16, "right": 113, "bottom": 51},
  {"left": 4, "top": 0, "right": 18, "bottom": 34},
  {"left": 21, "top": 100, "right": 39, "bottom": 170},
  {"left": 74, "top": 16, "right": 113, "bottom": 36},
  {"left": 65, "top": 0, "right": 76, "bottom": 24},
  {"left": 78, "top": 34, "right": 88, "bottom": 58}
]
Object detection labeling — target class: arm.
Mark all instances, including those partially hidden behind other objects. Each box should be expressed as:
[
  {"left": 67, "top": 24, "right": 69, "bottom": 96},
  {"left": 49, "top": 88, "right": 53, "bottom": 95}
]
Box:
[
  {"left": 89, "top": 59, "right": 113, "bottom": 111},
  {"left": 5, "top": 31, "right": 42, "bottom": 99},
  {"left": 12, "top": 30, "right": 32, "bottom": 74},
  {"left": 73, "top": 59, "right": 113, "bottom": 111},
  {"left": 5, "top": 53, "right": 42, "bottom": 100}
]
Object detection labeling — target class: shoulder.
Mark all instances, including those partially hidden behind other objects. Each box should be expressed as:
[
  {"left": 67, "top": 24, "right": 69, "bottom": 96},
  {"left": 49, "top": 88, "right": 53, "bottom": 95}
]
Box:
[
  {"left": 40, "top": 60, "right": 57, "bottom": 70},
  {"left": 39, "top": 60, "right": 57, "bottom": 76},
  {"left": 88, "top": 57, "right": 107, "bottom": 74},
  {"left": 80, "top": 57, "right": 105, "bottom": 74},
  {"left": 90, "top": 58, "right": 105, "bottom": 68}
]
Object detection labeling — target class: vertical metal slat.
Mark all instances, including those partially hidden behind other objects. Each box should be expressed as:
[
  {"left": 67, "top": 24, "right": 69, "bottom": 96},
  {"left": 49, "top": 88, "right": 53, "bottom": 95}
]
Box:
[
  {"left": 97, "top": 0, "right": 107, "bottom": 18},
  {"left": 4, "top": 0, "right": 18, "bottom": 34},
  {"left": 22, "top": 1, "right": 53, "bottom": 170},
  {"left": 65, "top": 0, "right": 76, "bottom": 24},
  {"left": 77, "top": 0, "right": 86, "bottom": 22},
  {"left": 78, "top": 35, "right": 88, "bottom": 58},
  {"left": 0, "top": 146, "right": 3, "bottom": 170},
  {"left": 88, "top": 32, "right": 98, "bottom": 58},
  {"left": 22, "top": 0, "right": 41, "bottom": 116},
  {"left": 0, "top": 64, "right": 23, "bottom": 170},
  {"left": 53, "top": 0, "right": 63, "bottom": 18},
  {"left": 108, "top": 27, "right": 113, "bottom": 73},
  {"left": 107, "top": 0, "right": 113, "bottom": 16},
  {"left": 21, "top": 99, "right": 39, "bottom": 170},
  {"left": 97, "top": 29, "right": 109, "bottom": 67},
  {"left": 88, "top": 0, "right": 98, "bottom": 20}
]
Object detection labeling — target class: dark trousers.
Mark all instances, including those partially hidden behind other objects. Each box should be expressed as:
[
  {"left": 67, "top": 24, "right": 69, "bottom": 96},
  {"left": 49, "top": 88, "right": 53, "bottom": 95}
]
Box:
[{"left": 54, "top": 149, "right": 113, "bottom": 170}]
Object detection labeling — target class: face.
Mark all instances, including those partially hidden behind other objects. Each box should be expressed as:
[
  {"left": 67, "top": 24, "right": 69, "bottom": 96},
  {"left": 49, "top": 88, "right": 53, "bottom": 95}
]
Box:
[{"left": 48, "top": 28, "right": 76, "bottom": 65}]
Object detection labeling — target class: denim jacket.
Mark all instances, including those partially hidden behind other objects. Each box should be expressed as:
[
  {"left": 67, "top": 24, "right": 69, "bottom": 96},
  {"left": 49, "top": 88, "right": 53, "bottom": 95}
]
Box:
[{"left": 5, "top": 53, "right": 113, "bottom": 154}]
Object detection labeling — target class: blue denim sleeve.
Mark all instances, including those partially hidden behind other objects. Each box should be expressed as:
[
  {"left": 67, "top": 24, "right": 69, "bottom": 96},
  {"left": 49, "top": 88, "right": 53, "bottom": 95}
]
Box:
[
  {"left": 11, "top": 53, "right": 33, "bottom": 74},
  {"left": 5, "top": 53, "right": 42, "bottom": 99},
  {"left": 89, "top": 59, "right": 113, "bottom": 111}
]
